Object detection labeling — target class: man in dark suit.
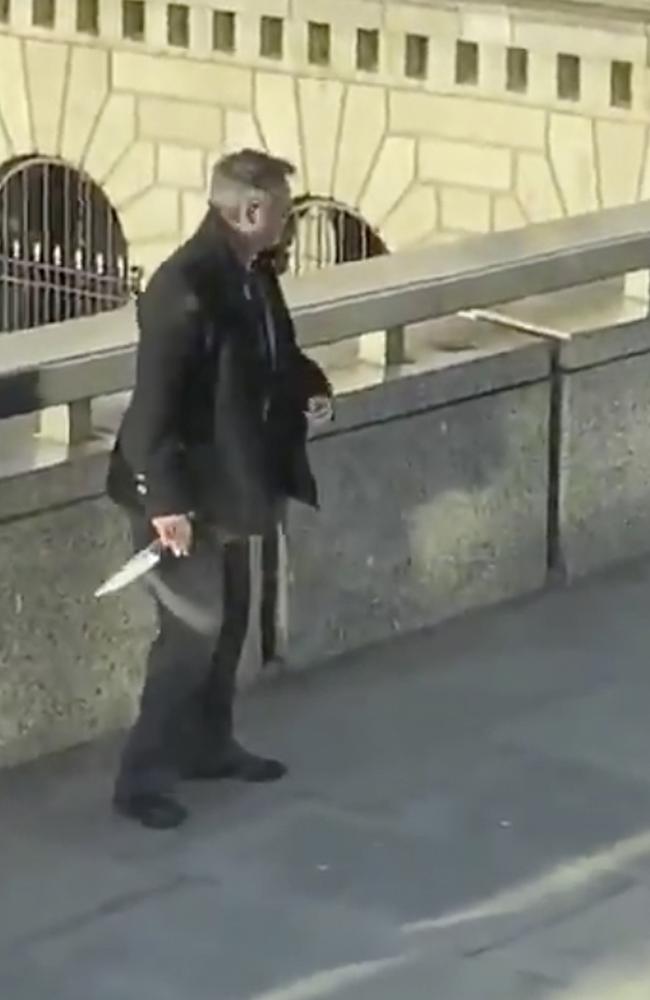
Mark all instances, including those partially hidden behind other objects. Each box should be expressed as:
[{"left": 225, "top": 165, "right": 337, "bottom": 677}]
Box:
[{"left": 106, "top": 149, "right": 332, "bottom": 829}]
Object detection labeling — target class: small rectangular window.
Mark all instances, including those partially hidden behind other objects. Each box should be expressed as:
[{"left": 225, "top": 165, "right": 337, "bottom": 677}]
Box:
[
  {"left": 32, "top": 0, "right": 55, "bottom": 28},
  {"left": 167, "top": 3, "right": 189, "bottom": 47},
  {"left": 308, "top": 21, "right": 330, "bottom": 66},
  {"left": 456, "top": 40, "right": 479, "bottom": 85},
  {"left": 76, "top": 0, "right": 99, "bottom": 35},
  {"left": 0, "top": 0, "right": 10, "bottom": 22},
  {"left": 356, "top": 28, "right": 379, "bottom": 72},
  {"left": 506, "top": 46, "right": 528, "bottom": 93},
  {"left": 557, "top": 53, "right": 580, "bottom": 101},
  {"left": 213, "top": 10, "right": 236, "bottom": 53},
  {"left": 260, "top": 16, "right": 283, "bottom": 59},
  {"left": 405, "top": 34, "right": 428, "bottom": 80},
  {"left": 611, "top": 60, "right": 632, "bottom": 109},
  {"left": 122, "top": 0, "right": 145, "bottom": 41}
]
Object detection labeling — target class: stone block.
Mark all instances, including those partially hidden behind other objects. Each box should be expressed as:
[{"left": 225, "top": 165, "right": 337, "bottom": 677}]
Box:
[
  {"left": 381, "top": 185, "right": 439, "bottom": 249},
  {"left": 254, "top": 72, "right": 304, "bottom": 188},
  {"left": 557, "top": 348, "right": 650, "bottom": 577},
  {"left": 493, "top": 194, "right": 527, "bottom": 231},
  {"left": 389, "top": 91, "right": 545, "bottom": 150},
  {"left": 298, "top": 77, "right": 344, "bottom": 196},
  {"left": 157, "top": 143, "right": 205, "bottom": 190},
  {"left": 333, "top": 84, "right": 386, "bottom": 207},
  {"left": 0, "top": 497, "right": 150, "bottom": 769},
  {"left": 0, "top": 125, "right": 9, "bottom": 166},
  {"left": 596, "top": 120, "right": 646, "bottom": 208},
  {"left": 223, "top": 109, "right": 263, "bottom": 153},
  {"left": 579, "top": 57, "right": 612, "bottom": 115},
  {"left": 478, "top": 42, "right": 512, "bottom": 96},
  {"left": 112, "top": 51, "right": 252, "bottom": 108},
  {"left": 0, "top": 35, "right": 32, "bottom": 153},
  {"left": 60, "top": 46, "right": 109, "bottom": 166},
  {"left": 419, "top": 138, "right": 512, "bottom": 191},
  {"left": 516, "top": 152, "right": 564, "bottom": 222},
  {"left": 441, "top": 186, "right": 491, "bottom": 233},
  {"left": 138, "top": 97, "right": 223, "bottom": 150},
  {"left": 525, "top": 51, "right": 557, "bottom": 105},
  {"left": 360, "top": 136, "right": 416, "bottom": 226},
  {"left": 120, "top": 187, "right": 180, "bottom": 244},
  {"left": 0, "top": 481, "right": 269, "bottom": 768},
  {"left": 512, "top": 16, "right": 646, "bottom": 62},
  {"left": 83, "top": 93, "right": 136, "bottom": 183},
  {"left": 104, "top": 141, "right": 156, "bottom": 208},
  {"left": 292, "top": 0, "right": 379, "bottom": 26},
  {"left": 287, "top": 372, "right": 550, "bottom": 665},
  {"left": 459, "top": 7, "right": 512, "bottom": 44},
  {"left": 384, "top": 3, "right": 459, "bottom": 36},
  {"left": 181, "top": 190, "right": 208, "bottom": 239},
  {"left": 24, "top": 39, "right": 68, "bottom": 156},
  {"left": 549, "top": 113, "right": 599, "bottom": 215}
]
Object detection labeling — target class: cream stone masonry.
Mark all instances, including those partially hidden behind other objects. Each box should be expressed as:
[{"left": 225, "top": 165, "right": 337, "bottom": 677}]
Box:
[
  {"left": 157, "top": 144, "right": 205, "bottom": 190},
  {"left": 60, "top": 47, "right": 109, "bottom": 166},
  {"left": 441, "top": 186, "right": 491, "bottom": 233},
  {"left": 24, "top": 40, "right": 68, "bottom": 156},
  {"left": 419, "top": 138, "right": 512, "bottom": 192},
  {"left": 4, "top": 1, "right": 650, "bottom": 276},
  {"left": 112, "top": 51, "right": 253, "bottom": 108},
  {"left": 138, "top": 98, "right": 223, "bottom": 150},
  {"left": 389, "top": 91, "right": 546, "bottom": 149},
  {"left": 104, "top": 142, "right": 156, "bottom": 209}
]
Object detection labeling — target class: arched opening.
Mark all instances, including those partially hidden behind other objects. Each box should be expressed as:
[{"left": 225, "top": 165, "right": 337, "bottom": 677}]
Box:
[
  {"left": 0, "top": 156, "right": 136, "bottom": 333},
  {"left": 283, "top": 196, "right": 388, "bottom": 277}
]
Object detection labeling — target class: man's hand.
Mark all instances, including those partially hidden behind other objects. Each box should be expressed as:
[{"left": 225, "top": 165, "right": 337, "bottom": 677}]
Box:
[
  {"left": 152, "top": 514, "right": 193, "bottom": 557},
  {"left": 306, "top": 395, "right": 333, "bottom": 427}
]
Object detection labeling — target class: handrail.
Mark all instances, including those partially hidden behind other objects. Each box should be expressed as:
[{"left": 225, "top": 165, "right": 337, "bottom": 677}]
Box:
[{"left": 1, "top": 201, "right": 650, "bottom": 422}]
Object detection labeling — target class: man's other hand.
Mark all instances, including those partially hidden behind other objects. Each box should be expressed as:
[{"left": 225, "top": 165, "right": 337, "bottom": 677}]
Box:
[
  {"left": 152, "top": 514, "right": 193, "bottom": 557},
  {"left": 307, "top": 395, "right": 333, "bottom": 427}
]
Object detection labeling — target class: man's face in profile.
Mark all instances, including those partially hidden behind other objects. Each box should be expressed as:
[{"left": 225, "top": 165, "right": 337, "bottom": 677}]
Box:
[{"left": 245, "top": 181, "right": 292, "bottom": 254}]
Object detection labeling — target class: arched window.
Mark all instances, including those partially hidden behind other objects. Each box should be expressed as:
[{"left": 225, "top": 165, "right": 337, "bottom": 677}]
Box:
[
  {"left": 0, "top": 156, "right": 137, "bottom": 333},
  {"left": 284, "top": 196, "right": 388, "bottom": 277}
]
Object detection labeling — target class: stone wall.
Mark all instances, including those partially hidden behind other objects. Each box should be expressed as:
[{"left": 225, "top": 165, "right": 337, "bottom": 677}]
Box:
[
  {"left": 0, "top": 318, "right": 550, "bottom": 769},
  {"left": 1, "top": 0, "right": 650, "bottom": 279}
]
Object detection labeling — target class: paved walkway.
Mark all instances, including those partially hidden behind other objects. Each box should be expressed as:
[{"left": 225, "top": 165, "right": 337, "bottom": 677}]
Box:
[{"left": 3, "top": 560, "right": 650, "bottom": 999}]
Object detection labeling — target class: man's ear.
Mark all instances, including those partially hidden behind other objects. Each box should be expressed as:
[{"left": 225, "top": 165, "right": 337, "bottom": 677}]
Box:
[{"left": 245, "top": 200, "right": 260, "bottom": 226}]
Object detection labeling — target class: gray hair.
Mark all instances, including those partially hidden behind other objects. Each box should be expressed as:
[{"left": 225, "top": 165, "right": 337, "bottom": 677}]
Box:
[{"left": 208, "top": 148, "right": 295, "bottom": 213}]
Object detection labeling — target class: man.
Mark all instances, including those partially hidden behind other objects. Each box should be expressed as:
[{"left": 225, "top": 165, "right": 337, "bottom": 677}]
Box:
[{"left": 106, "top": 149, "right": 332, "bottom": 830}]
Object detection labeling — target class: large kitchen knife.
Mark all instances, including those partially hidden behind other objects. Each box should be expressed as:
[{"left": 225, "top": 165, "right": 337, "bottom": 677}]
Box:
[{"left": 94, "top": 541, "right": 163, "bottom": 598}]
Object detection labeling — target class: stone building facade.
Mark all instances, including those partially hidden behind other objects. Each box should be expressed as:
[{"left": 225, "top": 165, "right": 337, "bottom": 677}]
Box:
[{"left": 1, "top": 0, "right": 650, "bottom": 281}]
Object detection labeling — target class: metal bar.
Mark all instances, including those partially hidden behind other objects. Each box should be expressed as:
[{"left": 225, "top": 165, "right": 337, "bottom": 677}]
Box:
[{"left": 458, "top": 308, "right": 573, "bottom": 342}]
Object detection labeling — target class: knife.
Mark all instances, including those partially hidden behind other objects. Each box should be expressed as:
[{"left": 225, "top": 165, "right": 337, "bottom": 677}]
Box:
[{"left": 95, "top": 540, "right": 163, "bottom": 598}]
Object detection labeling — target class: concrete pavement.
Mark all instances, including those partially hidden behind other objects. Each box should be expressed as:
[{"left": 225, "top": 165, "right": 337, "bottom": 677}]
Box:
[{"left": 2, "top": 558, "right": 650, "bottom": 998}]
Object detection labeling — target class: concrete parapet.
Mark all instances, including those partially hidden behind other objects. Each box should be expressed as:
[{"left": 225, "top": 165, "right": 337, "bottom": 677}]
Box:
[
  {"left": 0, "top": 321, "right": 551, "bottom": 768},
  {"left": 287, "top": 328, "right": 551, "bottom": 663},
  {"left": 556, "top": 314, "right": 650, "bottom": 578}
]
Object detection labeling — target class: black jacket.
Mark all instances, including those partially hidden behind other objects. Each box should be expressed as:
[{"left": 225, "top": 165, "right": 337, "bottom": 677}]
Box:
[{"left": 107, "top": 211, "right": 331, "bottom": 535}]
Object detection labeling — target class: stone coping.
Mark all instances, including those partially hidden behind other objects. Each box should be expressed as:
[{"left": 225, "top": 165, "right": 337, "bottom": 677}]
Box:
[{"left": 0, "top": 315, "right": 547, "bottom": 522}]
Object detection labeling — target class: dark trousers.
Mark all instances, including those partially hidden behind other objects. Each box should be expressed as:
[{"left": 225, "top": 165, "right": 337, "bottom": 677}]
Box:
[
  {"left": 261, "top": 525, "right": 280, "bottom": 665},
  {"left": 115, "top": 514, "right": 251, "bottom": 799}
]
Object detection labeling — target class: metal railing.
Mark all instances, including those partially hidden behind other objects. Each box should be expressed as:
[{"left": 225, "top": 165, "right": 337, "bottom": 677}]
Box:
[
  {"left": 0, "top": 156, "right": 137, "bottom": 333},
  {"left": 1, "top": 200, "right": 650, "bottom": 439}
]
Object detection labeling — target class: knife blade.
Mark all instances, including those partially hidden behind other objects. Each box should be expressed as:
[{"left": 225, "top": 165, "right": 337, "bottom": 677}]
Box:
[{"left": 95, "top": 541, "right": 163, "bottom": 598}]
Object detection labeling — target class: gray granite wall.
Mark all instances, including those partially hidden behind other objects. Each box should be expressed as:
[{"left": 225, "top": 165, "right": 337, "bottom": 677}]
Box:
[
  {"left": 0, "top": 335, "right": 551, "bottom": 768},
  {"left": 557, "top": 317, "right": 650, "bottom": 578}
]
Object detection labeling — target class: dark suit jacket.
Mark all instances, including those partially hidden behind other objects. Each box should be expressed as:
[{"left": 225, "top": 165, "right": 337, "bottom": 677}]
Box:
[{"left": 107, "top": 211, "right": 331, "bottom": 536}]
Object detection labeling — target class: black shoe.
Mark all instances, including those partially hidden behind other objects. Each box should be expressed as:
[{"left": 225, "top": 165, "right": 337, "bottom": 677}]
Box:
[
  {"left": 113, "top": 793, "right": 188, "bottom": 830},
  {"left": 190, "top": 742, "right": 287, "bottom": 783}
]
